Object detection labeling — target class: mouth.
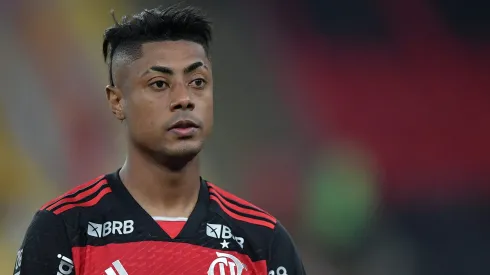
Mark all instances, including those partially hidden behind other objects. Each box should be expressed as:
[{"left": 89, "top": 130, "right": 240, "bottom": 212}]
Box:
[
  {"left": 168, "top": 119, "right": 199, "bottom": 130},
  {"left": 168, "top": 119, "right": 200, "bottom": 137}
]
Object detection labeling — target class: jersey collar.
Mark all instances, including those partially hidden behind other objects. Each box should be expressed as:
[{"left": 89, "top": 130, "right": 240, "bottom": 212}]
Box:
[{"left": 107, "top": 169, "right": 209, "bottom": 239}]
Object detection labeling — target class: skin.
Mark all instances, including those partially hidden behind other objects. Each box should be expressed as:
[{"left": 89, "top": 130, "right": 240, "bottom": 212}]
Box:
[{"left": 106, "top": 40, "right": 213, "bottom": 217}]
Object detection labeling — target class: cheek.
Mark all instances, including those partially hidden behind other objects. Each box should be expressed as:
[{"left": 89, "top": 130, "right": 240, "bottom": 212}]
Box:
[
  {"left": 127, "top": 96, "right": 160, "bottom": 130},
  {"left": 200, "top": 94, "right": 213, "bottom": 117},
  {"left": 202, "top": 90, "right": 213, "bottom": 110},
  {"left": 203, "top": 98, "right": 214, "bottom": 131},
  {"left": 143, "top": 104, "right": 165, "bottom": 130}
]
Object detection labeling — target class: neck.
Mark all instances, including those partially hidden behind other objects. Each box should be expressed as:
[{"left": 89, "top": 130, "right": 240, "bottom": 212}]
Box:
[{"left": 119, "top": 144, "right": 201, "bottom": 218}]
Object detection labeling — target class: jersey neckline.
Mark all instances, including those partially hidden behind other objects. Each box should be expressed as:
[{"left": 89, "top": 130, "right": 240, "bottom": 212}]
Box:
[{"left": 106, "top": 169, "right": 209, "bottom": 240}]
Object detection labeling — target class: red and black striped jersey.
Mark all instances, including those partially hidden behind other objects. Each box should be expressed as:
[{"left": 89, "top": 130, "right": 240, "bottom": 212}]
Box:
[{"left": 13, "top": 171, "right": 306, "bottom": 275}]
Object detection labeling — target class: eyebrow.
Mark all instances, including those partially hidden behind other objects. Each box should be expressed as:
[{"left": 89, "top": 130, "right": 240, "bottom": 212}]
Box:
[{"left": 143, "top": 61, "right": 206, "bottom": 76}]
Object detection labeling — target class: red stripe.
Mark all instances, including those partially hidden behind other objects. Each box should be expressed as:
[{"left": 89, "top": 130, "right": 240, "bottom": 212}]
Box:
[
  {"left": 209, "top": 189, "right": 276, "bottom": 224},
  {"left": 210, "top": 196, "right": 275, "bottom": 229},
  {"left": 208, "top": 183, "right": 276, "bottom": 222},
  {"left": 207, "top": 182, "right": 272, "bottom": 215},
  {"left": 46, "top": 179, "right": 108, "bottom": 211},
  {"left": 53, "top": 187, "right": 112, "bottom": 215},
  {"left": 40, "top": 175, "right": 104, "bottom": 210}
]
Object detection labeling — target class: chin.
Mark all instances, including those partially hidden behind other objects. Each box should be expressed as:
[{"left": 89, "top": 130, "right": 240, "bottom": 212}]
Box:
[{"left": 164, "top": 140, "right": 203, "bottom": 158}]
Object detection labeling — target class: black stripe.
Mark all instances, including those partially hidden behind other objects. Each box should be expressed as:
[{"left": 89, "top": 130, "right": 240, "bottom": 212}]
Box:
[
  {"left": 50, "top": 183, "right": 110, "bottom": 212},
  {"left": 209, "top": 193, "right": 276, "bottom": 225},
  {"left": 43, "top": 178, "right": 105, "bottom": 210},
  {"left": 208, "top": 187, "right": 270, "bottom": 216}
]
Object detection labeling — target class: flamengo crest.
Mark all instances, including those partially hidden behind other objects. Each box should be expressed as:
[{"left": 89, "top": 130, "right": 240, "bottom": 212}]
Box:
[{"left": 208, "top": 252, "right": 247, "bottom": 275}]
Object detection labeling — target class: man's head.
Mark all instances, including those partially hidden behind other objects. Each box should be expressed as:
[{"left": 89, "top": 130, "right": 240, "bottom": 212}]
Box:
[{"left": 103, "top": 5, "right": 213, "bottom": 164}]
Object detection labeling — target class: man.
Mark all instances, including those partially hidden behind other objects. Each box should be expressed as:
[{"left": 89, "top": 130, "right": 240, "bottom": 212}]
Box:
[{"left": 13, "top": 5, "right": 306, "bottom": 275}]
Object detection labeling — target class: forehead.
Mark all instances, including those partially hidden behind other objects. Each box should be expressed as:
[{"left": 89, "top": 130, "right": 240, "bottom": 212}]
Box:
[{"left": 133, "top": 40, "right": 209, "bottom": 71}]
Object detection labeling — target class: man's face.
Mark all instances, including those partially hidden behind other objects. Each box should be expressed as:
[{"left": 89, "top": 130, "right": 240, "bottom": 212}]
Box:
[{"left": 108, "top": 40, "right": 213, "bottom": 158}]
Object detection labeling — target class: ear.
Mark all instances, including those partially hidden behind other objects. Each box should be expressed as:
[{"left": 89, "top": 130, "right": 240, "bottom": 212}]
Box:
[{"left": 106, "top": 85, "right": 125, "bottom": 121}]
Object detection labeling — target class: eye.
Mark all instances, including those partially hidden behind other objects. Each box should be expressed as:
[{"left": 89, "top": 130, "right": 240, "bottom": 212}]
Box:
[
  {"left": 149, "top": 80, "right": 168, "bottom": 90},
  {"left": 189, "top": 78, "right": 207, "bottom": 89}
]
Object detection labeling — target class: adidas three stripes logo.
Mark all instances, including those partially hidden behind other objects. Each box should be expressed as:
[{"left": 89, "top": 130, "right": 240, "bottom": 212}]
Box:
[{"left": 105, "top": 260, "right": 128, "bottom": 275}]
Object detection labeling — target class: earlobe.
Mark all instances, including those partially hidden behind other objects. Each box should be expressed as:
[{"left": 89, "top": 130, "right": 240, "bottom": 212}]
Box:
[{"left": 106, "top": 85, "right": 126, "bottom": 121}]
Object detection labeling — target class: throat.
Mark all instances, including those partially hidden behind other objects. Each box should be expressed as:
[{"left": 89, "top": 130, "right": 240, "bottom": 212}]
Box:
[{"left": 118, "top": 159, "right": 201, "bottom": 218}]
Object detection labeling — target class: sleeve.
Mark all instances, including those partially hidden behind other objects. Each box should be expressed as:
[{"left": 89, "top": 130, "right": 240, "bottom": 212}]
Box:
[
  {"left": 13, "top": 210, "right": 75, "bottom": 275},
  {"left": 267, "top": 222, "right": 306, "bottom": 275}
]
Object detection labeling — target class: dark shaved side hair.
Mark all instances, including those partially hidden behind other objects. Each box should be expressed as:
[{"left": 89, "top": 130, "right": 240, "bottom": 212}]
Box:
[{"left": 102, "top": 4, "right": 212, "bottom": 86}]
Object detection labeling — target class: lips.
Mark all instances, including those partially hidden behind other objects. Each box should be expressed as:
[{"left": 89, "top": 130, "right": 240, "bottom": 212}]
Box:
[
  {"left": 168, "top": 119, "right": 199, "bottom": 130},
  {"left": 167, "top": 119, "right": 200, "bottom": 137}
]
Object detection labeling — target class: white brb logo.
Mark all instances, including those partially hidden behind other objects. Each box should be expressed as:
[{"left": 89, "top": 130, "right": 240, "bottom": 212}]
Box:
[
  {"left": 87, "top": 220, "right": 134, "bottom": 238},
  {"left": 208, "top": 252, "right": 246, "bottom": 275},
  {"left": 206, "top": 223, "right": 244, "bottom": 248},
  {"left": 57, "top": 254, "right": 74, "bottom": 275}
]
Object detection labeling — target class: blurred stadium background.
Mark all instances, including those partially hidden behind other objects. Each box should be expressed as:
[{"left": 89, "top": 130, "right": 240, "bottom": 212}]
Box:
[{"left": 1, "top": 0, "right": 489, "bottom": 274}]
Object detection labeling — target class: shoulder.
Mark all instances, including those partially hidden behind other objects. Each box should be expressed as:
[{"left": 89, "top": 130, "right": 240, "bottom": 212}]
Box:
[
  {"left": 206, "top": 181, "right": 279, "bottom": 245},
  {"left": 206, "top": 181, "right": 277, "bottom": 229},
  {"left": 39, "top": 174, "right": 111, "bottom": 216}
]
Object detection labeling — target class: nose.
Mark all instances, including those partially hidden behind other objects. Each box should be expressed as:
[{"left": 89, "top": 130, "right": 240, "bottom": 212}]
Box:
[{"left": 169, "top": 84, "right": 195, "bottom": 112}]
